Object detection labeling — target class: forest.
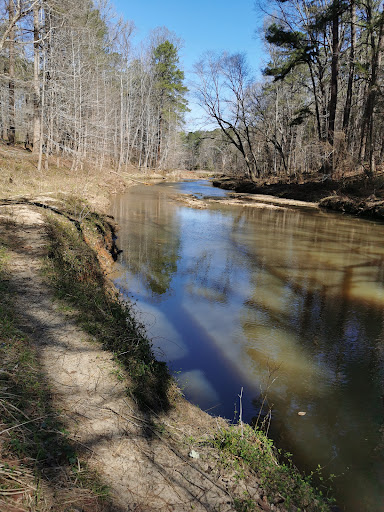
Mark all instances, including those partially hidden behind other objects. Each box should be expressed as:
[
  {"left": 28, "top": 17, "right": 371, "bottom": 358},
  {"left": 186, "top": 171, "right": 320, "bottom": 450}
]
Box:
[
  {"left": 0, "top": 3, "right": 383, "bottom": 510},
  {"left": 0, "top": 0, "right": 188, "bottom": 172},
  {"left": 0, "top": 0, "right": 383, "bottom": 180}
]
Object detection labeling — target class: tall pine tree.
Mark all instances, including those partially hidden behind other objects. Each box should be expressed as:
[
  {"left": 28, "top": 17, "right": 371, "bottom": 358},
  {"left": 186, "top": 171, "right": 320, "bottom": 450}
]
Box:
[{"left": 152, "top": 40, "right": 188, "bottom": 167}]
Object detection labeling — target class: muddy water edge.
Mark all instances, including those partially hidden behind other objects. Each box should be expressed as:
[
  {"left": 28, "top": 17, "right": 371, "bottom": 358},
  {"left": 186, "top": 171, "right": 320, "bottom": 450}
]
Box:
[{"left": 110, "top": 179, "right": 384, "bottom": 512}]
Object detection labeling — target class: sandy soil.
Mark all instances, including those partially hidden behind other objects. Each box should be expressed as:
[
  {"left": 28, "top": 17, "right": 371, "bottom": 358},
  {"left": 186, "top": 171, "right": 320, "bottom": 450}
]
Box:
[
  {"left": 174, "top": 192, "right": 318, "bottom": 211},
  {"left": 0, "top": 203, "right": 268, "bottom": 512}
]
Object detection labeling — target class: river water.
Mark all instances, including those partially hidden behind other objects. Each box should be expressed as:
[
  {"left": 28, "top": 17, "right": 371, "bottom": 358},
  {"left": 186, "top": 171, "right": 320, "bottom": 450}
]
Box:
[{"left": 110, "top": 180, "right": 384, "bottom": 511}]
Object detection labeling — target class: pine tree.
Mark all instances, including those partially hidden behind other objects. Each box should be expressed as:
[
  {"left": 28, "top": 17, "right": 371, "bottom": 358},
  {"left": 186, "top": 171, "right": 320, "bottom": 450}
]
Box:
[{"left": 152, "top": 40, "right": 188, "bottom": 167}]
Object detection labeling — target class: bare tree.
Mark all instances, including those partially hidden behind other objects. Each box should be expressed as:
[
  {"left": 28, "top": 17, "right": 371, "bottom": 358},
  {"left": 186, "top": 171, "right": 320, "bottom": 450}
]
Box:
[{"left": 194, "top": 51, "right": 261, "bottom": 179}]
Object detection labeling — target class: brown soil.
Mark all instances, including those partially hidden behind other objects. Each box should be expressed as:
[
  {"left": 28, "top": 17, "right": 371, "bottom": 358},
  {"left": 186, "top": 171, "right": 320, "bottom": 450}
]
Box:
[
  {"left": 175, "top": 192, "right": 318, "bottom": 211},
  {"left": 319, "top": 195, "right": 384, "bottom": 219},
  {"left": 212, "top": 177, "right": 335, "bottom": 202}
]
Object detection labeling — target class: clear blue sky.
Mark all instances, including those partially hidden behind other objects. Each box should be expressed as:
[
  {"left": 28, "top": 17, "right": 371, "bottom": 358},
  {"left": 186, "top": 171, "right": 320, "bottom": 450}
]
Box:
[{"left": 111, "top": 0, "right": 267, "bottom": 130}]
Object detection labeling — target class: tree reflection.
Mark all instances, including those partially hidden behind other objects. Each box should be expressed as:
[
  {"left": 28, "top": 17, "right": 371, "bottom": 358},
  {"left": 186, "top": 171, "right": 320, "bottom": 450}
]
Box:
[
  {"left": 111, "top": 185, "right": 384, "bottom": 511},
  {"left": 111, "top": 187, "right": 181, "bottom": 297}
]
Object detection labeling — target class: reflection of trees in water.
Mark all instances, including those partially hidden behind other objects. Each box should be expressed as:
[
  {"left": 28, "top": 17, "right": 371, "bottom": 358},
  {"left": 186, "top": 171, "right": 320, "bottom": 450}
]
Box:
[
  {"left": 236, "top": 206, "right": 384, "bottom": 392},
  {"left": 112, "top": 190, "right": 181, "bottom": 297},
  {"left": 183, "top": 250, "right": 235, "bottom": 304},
  {"left": 232, "top": 206, "right": 384, "bottom": 509},
  {"left": 244, "top": 284, "right": 384, "bottom": 509}
]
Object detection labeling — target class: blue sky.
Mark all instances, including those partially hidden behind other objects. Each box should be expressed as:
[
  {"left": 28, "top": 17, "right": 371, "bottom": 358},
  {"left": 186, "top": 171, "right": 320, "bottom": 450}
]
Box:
[{"left": 111, "top": 0, "right": 267, "bottom": 130}]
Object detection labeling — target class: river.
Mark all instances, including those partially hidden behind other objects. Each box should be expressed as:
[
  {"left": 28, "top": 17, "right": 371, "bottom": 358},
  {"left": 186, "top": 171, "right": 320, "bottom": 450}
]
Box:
[{"left": 110, "top": 179, "right": 384, "bottom": 511}]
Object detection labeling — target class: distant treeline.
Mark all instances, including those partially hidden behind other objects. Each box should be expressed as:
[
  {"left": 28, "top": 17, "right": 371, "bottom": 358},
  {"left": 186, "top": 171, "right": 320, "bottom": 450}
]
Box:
[{"left": 1, "top": 1, "right": 382, "bottom": 179}]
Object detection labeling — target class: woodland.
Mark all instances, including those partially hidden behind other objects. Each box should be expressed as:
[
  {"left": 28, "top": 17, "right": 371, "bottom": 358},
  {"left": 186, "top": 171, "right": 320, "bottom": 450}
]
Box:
[
  {"left": 0, "top": 0, "right": 383, "bottom": 181},
  {"left": 0, "top": 0, "right": 188, "bottom": 173},
  {"left": 0, "top": 3, "right": 383, "bottom": 509}
]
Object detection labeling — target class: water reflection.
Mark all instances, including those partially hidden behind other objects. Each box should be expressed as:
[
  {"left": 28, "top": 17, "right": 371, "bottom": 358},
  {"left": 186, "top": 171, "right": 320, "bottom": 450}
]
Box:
[
  {"left": 112, "top": 185, "right": 181, "bottom": 297},
  {"left": 110, "top": 181, "right": 384, "bottom": 511}
]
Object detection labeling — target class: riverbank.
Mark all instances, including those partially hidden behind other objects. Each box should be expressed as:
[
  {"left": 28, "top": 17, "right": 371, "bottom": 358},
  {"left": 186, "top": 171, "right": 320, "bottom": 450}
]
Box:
[
  {"left": 212, "top": 172, "right": 384, "bottom": 221},
  {"left": 0, "top": 145, "right": 333, "bottom": 511}
]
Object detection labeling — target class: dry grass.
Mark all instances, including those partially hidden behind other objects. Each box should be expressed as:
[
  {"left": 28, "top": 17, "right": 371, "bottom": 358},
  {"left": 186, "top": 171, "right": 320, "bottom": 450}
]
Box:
[
  {"left": 0, "top": 144, "right": 137, "bottom": 211},
  {"left": 0, "top": 206, "right": 116, "bottom": 512},
  {"left": 0, "top": 144, "right": 208, "bottom": 212}
]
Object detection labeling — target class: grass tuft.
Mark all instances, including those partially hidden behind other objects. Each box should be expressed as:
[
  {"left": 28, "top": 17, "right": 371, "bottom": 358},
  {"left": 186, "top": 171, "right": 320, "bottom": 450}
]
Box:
[{"left": 207, "top": 424, "right": 334, "bottom": 511}]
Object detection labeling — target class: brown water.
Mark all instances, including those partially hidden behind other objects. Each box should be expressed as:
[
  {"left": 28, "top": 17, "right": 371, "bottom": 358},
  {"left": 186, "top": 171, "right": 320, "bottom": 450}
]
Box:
[{"left": 110, "top": 180, "right": 384, "bottom": 511}]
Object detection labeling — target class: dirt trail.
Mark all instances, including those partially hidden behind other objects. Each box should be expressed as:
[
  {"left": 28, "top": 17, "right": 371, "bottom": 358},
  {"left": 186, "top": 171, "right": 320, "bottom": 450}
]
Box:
[{"left": 0, "top": 204, "right": 257, "bottom": 512}]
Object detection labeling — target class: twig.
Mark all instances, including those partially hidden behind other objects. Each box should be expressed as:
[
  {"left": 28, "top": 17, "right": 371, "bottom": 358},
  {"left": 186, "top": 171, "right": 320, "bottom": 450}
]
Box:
[
  {"left": 238, "top": 387, "right": 244, "bottom": 438},
  {"left": 0, "top": 489, "right": 29, "bottom": 496},
  {"left": 0, "top": 415, "right": 49, "bottom": 436},
  {"left": 0, "top": 471, "right": 36, "bottom": 490},
  {"left": 0, "top": 398, "right": 31, "bottom": 420}
]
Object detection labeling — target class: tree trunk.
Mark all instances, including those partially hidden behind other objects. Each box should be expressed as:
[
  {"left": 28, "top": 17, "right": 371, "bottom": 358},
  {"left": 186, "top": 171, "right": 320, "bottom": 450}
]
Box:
[
  {"left": 360, "top": 4, "right": 384, "bottom": 175},
  {"left": 328, "top": 0, "right": 340, "bottom": 150},
  {"left": 8, "top": 0, "right": 15, "bottom": 145},
  {"left": 308, "top": 64, "right": 322, "bottom": 142},
  {"left": 343, "top": 1, "right": 356, "bottom": 137},
  {"left": 33, "top": 3, "right": 41, "bottom": 153},
  {"left": 157, "top": 111, "right": 163, "bottom": 168}
]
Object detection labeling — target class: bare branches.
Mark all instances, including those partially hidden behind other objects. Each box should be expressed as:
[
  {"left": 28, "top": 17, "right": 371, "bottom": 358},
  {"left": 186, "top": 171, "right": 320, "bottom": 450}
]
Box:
[
  {"left": 194, "top": 52, "right": 260, "bottom": 179},
  {"left": 0, "top": 0, "right": 40, "bottom": 53}
]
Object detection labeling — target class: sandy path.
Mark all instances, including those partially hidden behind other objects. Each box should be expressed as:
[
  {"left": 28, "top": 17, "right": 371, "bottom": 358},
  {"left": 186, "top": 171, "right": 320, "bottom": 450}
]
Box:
[{"left": 0, "top": 205, "right": 244, "bottom": 512}]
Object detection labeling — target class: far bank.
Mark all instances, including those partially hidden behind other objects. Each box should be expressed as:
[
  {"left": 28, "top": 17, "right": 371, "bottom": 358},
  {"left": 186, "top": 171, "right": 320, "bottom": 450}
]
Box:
[{"left": 212, "top": 172, "right": 384, "bottom": 221}]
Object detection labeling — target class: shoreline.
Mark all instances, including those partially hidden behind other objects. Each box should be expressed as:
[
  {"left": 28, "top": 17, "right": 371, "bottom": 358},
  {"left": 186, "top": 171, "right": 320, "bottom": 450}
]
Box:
[{"left": 211, "top": 176, "right": 384, "bottom": 222}]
